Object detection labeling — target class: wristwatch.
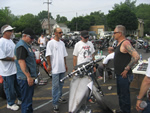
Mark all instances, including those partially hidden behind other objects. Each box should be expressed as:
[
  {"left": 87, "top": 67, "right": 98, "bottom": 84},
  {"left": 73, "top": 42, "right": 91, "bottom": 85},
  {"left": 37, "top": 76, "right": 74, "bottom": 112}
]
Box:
[{"left": 137, "top": 96, "right": 142, "bottom": 100}]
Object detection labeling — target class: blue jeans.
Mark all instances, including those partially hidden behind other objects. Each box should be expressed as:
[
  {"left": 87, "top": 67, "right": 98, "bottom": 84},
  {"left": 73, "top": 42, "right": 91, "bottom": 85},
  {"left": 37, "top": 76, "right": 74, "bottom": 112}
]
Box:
[
  {"left": 17, "top": 79, "right": 34, "bottom": 113},
  {"left": 142, "top": 99, "right": 150, "bottom": 113},
  {"left": 116, "top": 74, "right": 133, "bottom": 113},
  {"left": 2, "top": 74, "right": 21, "bottom": 106},
  {"left": 52, "top": 72, "right": 65, "bottom": 106}
]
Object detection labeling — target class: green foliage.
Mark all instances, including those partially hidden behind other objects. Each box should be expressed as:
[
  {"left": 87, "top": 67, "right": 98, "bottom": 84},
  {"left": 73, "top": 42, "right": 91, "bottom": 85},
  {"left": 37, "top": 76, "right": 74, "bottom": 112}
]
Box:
[
  {"left": 12, "top": 14, "right": 42, "bottom": 35},
  {"left": 107, "top": 4, "right": 138, "bottom": 30},
  {"left": 0, "top": 7, "right": 16, "bottom": 27},
  {"left": 67, "top": 11, "right": 106, "bottom": 31},
  {"left": 37, "top": 10, "right": 53, "bottom": 20},
  {"left": 134, "top": 4, "right": 150, "bottom": 34},
  {"left": 56, "top": 14, "right": 68, "bottom": 23}
]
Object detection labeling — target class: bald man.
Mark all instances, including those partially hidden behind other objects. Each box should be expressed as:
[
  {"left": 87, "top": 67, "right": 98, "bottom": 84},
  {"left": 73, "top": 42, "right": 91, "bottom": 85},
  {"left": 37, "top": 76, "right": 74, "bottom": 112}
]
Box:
[{"left": 97, "top": 47, "right": 115, "bottom": 80}]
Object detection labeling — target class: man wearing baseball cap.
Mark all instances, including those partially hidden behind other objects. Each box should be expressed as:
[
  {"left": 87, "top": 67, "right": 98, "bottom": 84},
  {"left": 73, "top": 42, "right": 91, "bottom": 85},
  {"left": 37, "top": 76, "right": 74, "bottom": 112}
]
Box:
[
  {"left": 0, "top": 25, "right": 21, "bottom": 111},
  {"left": 73, "top": 30, "right": 95, "bottom": 66},
  {"left": 73, "top": 30, "right": 96, "bottom": 103},
  {"left": 14, "top": 28, "right": 37, "bottom": 113}
]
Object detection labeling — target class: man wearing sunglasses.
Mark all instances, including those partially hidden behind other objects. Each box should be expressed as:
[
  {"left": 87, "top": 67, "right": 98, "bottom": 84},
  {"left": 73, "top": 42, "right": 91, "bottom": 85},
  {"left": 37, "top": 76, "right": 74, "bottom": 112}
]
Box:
[
  {"left": 0, "top": 25, "right": 22, "bottom": 111},
  {"left": 14, "top": 28, "right": 37, "bottom": 113},
  {"left": 113, "top": 25, "right": 139, "bottom": 113},
  {"left": 46, "top": 28, "right": 68, "bottom": 113}
]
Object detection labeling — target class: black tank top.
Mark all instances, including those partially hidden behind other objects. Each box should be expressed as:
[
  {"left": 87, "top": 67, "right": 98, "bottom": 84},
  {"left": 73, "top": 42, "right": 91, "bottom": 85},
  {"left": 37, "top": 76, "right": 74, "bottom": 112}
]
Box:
[{"left": 114, "top": 40, "right": 132, "bottom": 75}]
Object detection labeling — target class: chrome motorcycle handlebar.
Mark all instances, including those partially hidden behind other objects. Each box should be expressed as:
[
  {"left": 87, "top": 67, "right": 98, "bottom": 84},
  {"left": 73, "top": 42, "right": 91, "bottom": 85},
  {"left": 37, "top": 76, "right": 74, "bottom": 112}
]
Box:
[{"left": 60, "top": 58, "right": 103, "bottom": 82}]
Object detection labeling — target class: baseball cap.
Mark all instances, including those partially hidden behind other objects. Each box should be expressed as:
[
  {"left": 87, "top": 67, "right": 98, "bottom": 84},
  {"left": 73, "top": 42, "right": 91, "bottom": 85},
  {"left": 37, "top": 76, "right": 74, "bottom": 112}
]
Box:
[
  {"left": 1, "top": 25, "right": 15, "bottom": 34},
  {"left": 81, "top": 30, "right": 89, "bottom": 39},
  {"left": 22, "top": 28, "right": 35, "bottom": 39}
]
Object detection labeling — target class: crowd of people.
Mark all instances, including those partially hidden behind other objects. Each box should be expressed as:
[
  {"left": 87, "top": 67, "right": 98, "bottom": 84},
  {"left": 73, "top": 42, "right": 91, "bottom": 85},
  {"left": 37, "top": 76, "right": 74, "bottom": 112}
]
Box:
[{"left": 0, "top": 24, "right": 150, "bottom": 113}]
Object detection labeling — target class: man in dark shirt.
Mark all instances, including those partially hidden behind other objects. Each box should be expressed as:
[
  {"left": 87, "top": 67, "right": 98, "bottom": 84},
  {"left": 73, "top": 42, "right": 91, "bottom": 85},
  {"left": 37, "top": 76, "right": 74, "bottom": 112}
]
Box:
[
  {"left": 15, "top": 28, "right": 37, "bottom": 113},
  {"left": 113, "top": 25, "right": 139, "bottom": 113}
]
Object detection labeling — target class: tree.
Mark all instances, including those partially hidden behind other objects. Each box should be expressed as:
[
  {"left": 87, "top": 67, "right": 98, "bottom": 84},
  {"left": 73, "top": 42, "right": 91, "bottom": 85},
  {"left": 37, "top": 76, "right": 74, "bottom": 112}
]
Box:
[
  {"left": 113, "top": 0, "right": 136, "bottom": 11},
  {"left": 37, "top": 10, "right": 53, "bottom": 20},
  {"left": 13, "top": 14, "right": 42, "bottom": 35},
  {"left": 56, "top": 14, "right": 68, "bottom": 23},
  {"left": 135, "top": 4, "right": 150, "bottom": 34},
  {"left": 107, "top": 4, "right": 138, "bottom": 31},
  {"left": 0, "top": 7, "right": 17, "bottom": 27}
]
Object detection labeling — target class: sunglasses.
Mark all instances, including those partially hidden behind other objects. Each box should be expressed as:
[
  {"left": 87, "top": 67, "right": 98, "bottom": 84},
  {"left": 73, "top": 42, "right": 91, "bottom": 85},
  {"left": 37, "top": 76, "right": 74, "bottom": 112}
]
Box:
[
  {"left": 27, "top": 35, "right": 34, "bottom": 39},
  {"left": 7, "top": 30, "right": 13, "bottom": 32},
  {"left": 58, "top": 32, "right": 63, "bottom": 34},
  {"left": 113, "top": 32, "right": 120, "bottom": 34}
]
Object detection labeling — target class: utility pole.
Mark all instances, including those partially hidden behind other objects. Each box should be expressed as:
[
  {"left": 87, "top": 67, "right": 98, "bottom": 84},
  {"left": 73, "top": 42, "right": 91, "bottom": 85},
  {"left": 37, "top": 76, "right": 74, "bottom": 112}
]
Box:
[
  {"left": 76, "top": 12, "right": 78, "bottom": 31},
  {"left": 44, "top": 0, "right": 52, "bottom": 36}
]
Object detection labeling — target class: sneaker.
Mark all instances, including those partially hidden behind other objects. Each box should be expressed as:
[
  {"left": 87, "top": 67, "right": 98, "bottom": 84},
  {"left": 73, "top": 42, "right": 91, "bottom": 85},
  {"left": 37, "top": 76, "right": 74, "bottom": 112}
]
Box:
[
  {"left": 7, "top": 104, "right": 19, "bottom": 111},
  {"left": 98, "top": 76, "right": 103, "bottom": 80},
  {"left": 115, "top": 109, "right": 123, "bottom": 113},
  {"left": 58, "top": 98, "right": 67, "bottom": 104},
  {"left": 53, "top": 105, "right": 59, "bottom": 113},
  {"left": 17, "top": 100, "right": 22, "bottom": 105},
  {"left": 88, "top": 99, "right": 94, "bottom": 103}
]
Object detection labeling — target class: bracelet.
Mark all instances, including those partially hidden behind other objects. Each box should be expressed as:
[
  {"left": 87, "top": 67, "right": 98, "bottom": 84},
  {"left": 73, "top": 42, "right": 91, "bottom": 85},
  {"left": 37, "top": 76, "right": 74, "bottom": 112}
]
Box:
[
  {"left": 125, "top": 67, "right": 129, "bottom": 71},
  {"left": 137, "top": 96, "right": 142, "bottom": 100}
]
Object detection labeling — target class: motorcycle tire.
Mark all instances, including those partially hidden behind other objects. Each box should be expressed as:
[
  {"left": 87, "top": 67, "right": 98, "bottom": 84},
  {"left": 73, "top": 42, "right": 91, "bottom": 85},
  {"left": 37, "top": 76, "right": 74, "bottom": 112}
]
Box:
[
  {"left": 0, "top": 83, "right": 6, "bottom": 99},
  {"left": 92, "top": 85, "right": 113, "bottom": 113},
  {"left": 145, "top": 48, "right": 149, "bottom": 53}
]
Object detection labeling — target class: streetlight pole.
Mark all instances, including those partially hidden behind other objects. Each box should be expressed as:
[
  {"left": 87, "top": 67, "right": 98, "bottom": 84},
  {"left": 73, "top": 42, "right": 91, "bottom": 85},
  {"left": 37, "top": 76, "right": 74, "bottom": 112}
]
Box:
[{"left": 44, "top": 0, "right": 52, "bottom": 36}]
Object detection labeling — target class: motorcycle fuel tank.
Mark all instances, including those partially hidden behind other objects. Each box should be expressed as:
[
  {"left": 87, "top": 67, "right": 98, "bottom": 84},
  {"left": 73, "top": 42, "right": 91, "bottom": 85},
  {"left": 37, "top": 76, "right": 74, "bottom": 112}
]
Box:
[{"left": 69, "top": 76, "right": 91, "bottom": 113}]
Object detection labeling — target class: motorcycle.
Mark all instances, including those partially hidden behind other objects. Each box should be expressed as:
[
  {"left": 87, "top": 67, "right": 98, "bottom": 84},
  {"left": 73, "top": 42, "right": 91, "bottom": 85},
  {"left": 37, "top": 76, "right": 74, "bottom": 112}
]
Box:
[
  {"left": 33, "top": 48, "right": 52, "bottom": 85},
  {"left": 137, "top": 38, "right": 144, "bottom": 49},
  {"left": 143, "top": 41, "right": 150, "bottom": 53},
  {"left": 61, "top": 58, "right": 113, "bottom": 113}
]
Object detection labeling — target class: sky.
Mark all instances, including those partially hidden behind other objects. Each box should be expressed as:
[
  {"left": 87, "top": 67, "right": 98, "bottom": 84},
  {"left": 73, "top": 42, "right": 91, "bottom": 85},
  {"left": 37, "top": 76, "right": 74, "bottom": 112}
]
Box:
[{"left": 0, "top": 0, "right": 149, "bottom": 21}]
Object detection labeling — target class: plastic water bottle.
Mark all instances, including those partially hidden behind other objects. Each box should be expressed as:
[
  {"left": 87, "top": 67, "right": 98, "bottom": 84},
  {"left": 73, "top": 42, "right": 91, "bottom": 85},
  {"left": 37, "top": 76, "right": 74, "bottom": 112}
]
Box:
[
  {"left": 139, "top": 101, "right": 147, "bottom": 112},
  {"left": 100, "top": 50, "right": 103, "bottom": 56},
  {"left": 98, "top": 50, "right": 100, "bottom": 55},
  {"left": 140, "top": 54, "right": 142, "bottom": 62}
]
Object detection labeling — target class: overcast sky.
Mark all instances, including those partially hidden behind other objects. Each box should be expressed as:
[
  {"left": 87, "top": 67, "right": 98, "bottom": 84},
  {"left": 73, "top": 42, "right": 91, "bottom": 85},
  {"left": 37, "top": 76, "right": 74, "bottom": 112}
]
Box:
[{"left": 0, "top": 0, "right": 149, "bottom": 20}]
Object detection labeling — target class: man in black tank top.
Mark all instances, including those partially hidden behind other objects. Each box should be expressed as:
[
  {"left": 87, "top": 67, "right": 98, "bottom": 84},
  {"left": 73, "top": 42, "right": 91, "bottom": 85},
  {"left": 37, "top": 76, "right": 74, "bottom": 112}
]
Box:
[{"left": 113, "top": 25, "right": 140, "bottom": 113}]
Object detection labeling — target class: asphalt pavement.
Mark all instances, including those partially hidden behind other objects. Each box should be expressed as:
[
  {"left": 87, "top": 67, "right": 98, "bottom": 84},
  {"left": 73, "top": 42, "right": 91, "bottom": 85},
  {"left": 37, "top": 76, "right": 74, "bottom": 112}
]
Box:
[{"left": 0, "top": 46, "right": 150, "bottom": 113}]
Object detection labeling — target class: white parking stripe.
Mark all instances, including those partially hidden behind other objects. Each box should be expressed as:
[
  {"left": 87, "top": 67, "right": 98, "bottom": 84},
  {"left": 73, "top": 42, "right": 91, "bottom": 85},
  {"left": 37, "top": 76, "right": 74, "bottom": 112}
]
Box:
[{"left": 33, "top": 91, "right": 69, "bottom": 111}]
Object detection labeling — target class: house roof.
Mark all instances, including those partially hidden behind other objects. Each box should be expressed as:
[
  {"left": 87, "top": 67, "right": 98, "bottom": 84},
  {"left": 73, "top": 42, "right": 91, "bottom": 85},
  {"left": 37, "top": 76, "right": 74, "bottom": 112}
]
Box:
[
  {"left": 41, "top": 18, "right": 57, "bottom": 25},
  {"left": 58, "top": 23, "right": 67, "bottom": 27}
]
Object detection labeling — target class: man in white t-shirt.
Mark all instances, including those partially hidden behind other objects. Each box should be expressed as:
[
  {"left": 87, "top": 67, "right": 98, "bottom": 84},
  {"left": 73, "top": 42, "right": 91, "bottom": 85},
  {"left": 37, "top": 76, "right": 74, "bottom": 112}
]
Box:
[
  {"left": 73, "top": 30, "right": 95, "bottom": 66},
  {"left": 97, "top": 47, "right": 115, "bottom": 80},
  {"left": 136, "top": 58, "right": 150, "bottom": 113},
  {"left": 0, "top": 25, "right": 21, "bottom": 111},
  {"left": 73, "top": 30, "right": 96, "bottom": 103},
  {"left": 46, "top": 28, "right": 68, "bottom": 113}
]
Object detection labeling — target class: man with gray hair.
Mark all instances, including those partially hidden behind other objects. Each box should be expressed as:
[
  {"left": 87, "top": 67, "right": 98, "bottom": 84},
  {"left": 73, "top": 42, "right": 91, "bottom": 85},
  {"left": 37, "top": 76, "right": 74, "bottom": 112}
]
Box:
[
  {"left": 113, "top": 25, "right": 139, "bottom": 113},
  {"left": 0, "top": 25, "right": 21, "bottom": 111},
  {"left": 15, "top": 28, "right": 37, "bottom": 113}
]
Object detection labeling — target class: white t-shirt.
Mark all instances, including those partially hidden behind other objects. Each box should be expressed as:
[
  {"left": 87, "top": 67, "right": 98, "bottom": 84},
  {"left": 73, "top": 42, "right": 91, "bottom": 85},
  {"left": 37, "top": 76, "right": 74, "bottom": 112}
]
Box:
[
  {"left": 146, "top": 57, "right": 150, "bottom": 77},
  {"left": 39, "top": 37, "right": 46, "bottom": 47},
  {"left": 73, "top": 40, "right": 95, "bottom": 65},
  {"left": 46, "top": 39, "right": 68, "bottom": 74},
  {"left": 0, "top": 38, "right": 16, "bottom": 76},
  {"left": 103, "top": 52, "right": 115, "bottom": 64}
]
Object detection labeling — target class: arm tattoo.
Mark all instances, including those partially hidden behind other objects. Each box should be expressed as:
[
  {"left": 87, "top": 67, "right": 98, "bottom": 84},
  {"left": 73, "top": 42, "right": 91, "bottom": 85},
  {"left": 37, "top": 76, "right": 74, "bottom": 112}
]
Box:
[
  {"left": 128, "top": 58, "right": 137, "bottom": 68},
  {"left": 125, "top": 44, "right": 135, "bottom": 55},
  {"left": 125, "top": 43, "right": 139, "bottom": 68},
  {"left": 25, "top": 67, "right": 29, "bottom": 73}
]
